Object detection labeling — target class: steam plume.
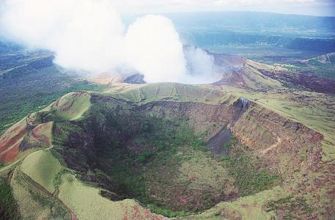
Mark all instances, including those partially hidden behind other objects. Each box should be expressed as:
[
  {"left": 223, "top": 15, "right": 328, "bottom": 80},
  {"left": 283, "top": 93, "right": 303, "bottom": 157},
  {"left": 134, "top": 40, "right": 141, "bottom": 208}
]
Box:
[{"left": 0, "top": 0, "right": 219, "bottom": 83}]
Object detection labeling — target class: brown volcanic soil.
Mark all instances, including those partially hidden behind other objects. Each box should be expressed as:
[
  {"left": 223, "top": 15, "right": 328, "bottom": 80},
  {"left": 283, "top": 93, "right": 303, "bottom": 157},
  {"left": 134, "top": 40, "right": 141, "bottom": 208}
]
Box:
[
  {"left": 259, "top": 68, "right": 335, "bottom": 94},
  {"left": 0, "top": 116, "right": 54, "bottom": 163},
  {"left": 212, "top": 53, "right": 335, "bottom": 94},
  {"left": 31, "top": 122, "right": 53, "bottom": 146},
  {"left": 0, "top": 120, "right": 27, "bottom": 163},
  {"left": 0, "top": 140, "right": 20, "bottom": 163}
]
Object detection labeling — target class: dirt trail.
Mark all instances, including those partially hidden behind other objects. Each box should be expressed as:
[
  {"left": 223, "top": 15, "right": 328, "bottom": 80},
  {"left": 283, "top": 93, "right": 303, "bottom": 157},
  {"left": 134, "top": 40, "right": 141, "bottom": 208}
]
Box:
[{"left": 261, "top": 136, "right": 282, "bottom": 155}]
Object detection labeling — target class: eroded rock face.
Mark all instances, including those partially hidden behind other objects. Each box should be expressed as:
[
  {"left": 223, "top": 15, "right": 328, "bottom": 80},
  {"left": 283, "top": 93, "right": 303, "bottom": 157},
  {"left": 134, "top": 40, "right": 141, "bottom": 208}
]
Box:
[
  {"left": 232, "top": 106, "right": 323, "bottom": 175},
  {"left": 124, "top": 74, "right": 145, "bottom": 84},
  {"left": 0, "top": 117, "right": 53, "bottom": 163},
  {"left": 136, "top": 97, "right": 323, "bottom": 174}
]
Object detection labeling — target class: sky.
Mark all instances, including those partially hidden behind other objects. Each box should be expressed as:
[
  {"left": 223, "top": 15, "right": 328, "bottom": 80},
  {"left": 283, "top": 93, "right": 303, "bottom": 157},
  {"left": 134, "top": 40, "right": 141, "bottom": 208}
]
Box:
[
  {"left": 109, "top": 0, "right": 335, "bottom": 16},
  {"left": 0, "top": 0, "right": 334, "bottom": 16}
]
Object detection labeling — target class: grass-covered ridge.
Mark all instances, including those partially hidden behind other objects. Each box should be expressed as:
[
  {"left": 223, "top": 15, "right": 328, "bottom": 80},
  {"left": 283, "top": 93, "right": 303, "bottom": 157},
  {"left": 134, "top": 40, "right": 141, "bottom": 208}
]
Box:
[
  {"left": 106, "top": 82, "right": 236, "bottom": 104},
  {"left": 20, "top": 150, "right": 63, "bottom": 193}
]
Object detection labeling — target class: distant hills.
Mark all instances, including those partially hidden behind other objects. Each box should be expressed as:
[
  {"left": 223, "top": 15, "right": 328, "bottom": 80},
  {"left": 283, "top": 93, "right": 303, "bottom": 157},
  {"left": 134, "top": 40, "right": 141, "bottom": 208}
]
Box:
[{"left": 163, "top": 12, "right": 335, "bottom": 57}]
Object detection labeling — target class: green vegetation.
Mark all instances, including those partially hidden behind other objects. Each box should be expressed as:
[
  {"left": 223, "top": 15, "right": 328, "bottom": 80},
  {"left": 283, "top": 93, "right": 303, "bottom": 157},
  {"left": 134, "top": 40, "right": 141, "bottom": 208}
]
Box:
[
  {"left": 0, "top": 178, "right": 20, "bottom": 220},
  {"left": 224, "top": 153, "right": 279, "bottom": 196},
  {"left": 218, "top": 138, "right": 279, "bottom": 197},
  {"left": 52, "top": 122, "right": 84, "bottom": 147},
  {"left": 222, "top": 136, "right": 238, "bottom": 151},
  {"left": 93, "top": 116, "right": 210, "bottom": 212}
]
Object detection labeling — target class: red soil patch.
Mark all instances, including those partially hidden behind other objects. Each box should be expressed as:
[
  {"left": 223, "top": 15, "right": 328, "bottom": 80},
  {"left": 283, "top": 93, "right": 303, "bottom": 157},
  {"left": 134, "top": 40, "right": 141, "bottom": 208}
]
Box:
[
  {"left": 260, "top": 68, "right": 335, "bottom": 94},
  {"left": 0, "top": 140, "right": 20, "bottom": 163},
  {"left": 31, "top": 123, "right": 52, "bottom": 146},
  {"left": 309, "top": 132, "right": 323, "bottom": 143},
  {"left": 0, "top": 123, "right": 26, "bottom": 152},
  {"left": 178, "top": 195, "right": 189, "bottom": 205},
  {"left": 71, "top": 212, "right": 78, "bottom": 220},
  {"left": 0, "top": 122, "right": 27, "bottom": 163},
  {"left": 123, "top": 205, "right": 164, "bottom": 220}
]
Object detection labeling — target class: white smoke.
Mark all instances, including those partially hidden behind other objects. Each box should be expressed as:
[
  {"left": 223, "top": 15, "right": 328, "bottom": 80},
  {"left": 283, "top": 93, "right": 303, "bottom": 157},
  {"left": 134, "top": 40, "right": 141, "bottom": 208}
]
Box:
[
  {"left": 0, "top": 0, "right": 219, "bottom": 83},
  {"left": 184, "top": 46, "right": 219, "bottom": 83},
  {"left": 125, "top": 15, "right": 187, "bottom": 83},
  {"left": 0, "top": 0, "right": 126, "bottom": 73}
]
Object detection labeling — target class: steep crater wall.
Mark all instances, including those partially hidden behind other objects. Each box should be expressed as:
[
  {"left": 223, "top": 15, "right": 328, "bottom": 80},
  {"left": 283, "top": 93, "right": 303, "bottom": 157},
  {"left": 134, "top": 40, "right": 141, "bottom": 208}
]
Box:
[{"left": 50, "top": 94, "right": 323, "bottom": 215}]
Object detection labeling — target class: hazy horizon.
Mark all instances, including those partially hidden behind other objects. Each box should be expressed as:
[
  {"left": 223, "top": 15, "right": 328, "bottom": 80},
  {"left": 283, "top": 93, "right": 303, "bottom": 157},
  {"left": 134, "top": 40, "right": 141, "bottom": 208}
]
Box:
[{"left": 104, "top": 0, "right": 335, "bottom": 17}]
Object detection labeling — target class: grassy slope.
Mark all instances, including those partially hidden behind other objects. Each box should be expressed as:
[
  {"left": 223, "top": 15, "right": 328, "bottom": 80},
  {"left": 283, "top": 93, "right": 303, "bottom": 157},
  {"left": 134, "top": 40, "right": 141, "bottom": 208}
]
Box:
[
  {"left": 52, "top": 92, "right": 91, "bottom": 121},
  {"left": 58, "top": 174, "right": 149, "bottom": 220},
  {"left": 10, "top": 165, "right": 71, "bottom": 219},
  {"left": 20, "top": 150, "right": 63, "bottom": 193},
  {"left": 242, "top": 60, "right": 283, "bottom": 90}
]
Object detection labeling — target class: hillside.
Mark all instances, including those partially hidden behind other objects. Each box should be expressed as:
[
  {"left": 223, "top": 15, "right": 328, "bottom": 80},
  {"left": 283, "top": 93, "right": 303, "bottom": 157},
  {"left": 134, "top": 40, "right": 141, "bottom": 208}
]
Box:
[{"left": 212, "top": 53, "right": 335, "bottom": 94}]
